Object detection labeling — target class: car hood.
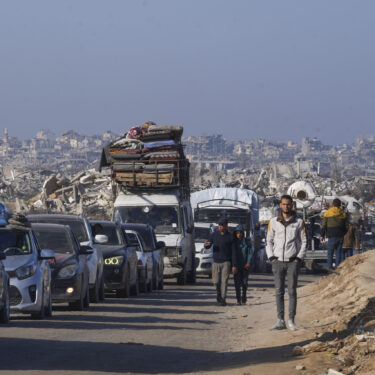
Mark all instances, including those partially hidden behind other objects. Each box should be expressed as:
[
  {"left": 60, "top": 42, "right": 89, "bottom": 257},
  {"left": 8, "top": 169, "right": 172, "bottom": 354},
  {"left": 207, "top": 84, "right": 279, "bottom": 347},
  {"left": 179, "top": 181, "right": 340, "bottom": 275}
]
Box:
[
  {"left": 96, "top": 245, "right": 127, "bottom": 258},
  {"left": 3, "top": 254, "right": 34, "bottom": 271},
  {"left": 51, "top": 254, "right": 77, "bottom": 269},
  {"left": 154, "top": 233, "right": 182, "bottom": 248}
]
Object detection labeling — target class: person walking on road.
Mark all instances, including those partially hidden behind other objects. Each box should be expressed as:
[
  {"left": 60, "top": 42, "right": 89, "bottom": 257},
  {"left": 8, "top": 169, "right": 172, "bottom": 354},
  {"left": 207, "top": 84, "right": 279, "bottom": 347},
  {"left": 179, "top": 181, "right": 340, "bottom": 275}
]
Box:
[
  {"left": 266, "top": 195, "right": 307, "bottom": 331},
  {"left": 232, "top": 224, "right": 254, "bottom": 305},
  {"left": 321, "top": 198, "right": 349, "bottom": 269},
  {"left": 342, "top": 221, "right": 359, "bottom": 260},
  {"left": 204, "top": 217, "right": 233, "bottom": 306}
]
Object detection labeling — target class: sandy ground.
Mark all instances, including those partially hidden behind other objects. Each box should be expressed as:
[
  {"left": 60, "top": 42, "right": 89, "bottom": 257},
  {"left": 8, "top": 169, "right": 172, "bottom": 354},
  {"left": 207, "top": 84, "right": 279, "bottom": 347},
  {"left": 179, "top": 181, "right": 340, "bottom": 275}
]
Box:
[{"left": 0, "top": 271, "right": 343, "bottom": 375}]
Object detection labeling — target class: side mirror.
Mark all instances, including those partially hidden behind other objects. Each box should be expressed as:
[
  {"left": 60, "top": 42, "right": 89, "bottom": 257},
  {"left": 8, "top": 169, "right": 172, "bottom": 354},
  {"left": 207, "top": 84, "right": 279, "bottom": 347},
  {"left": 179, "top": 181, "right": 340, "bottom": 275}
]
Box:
[
  {"left": 95, "top": 234, "right": 108, "bottom": 244},
  {"left": 0, "top": 252, "right": 6, "bottom": 261},
  {"left": 80, "top": 245, "right": 94, "bottom": 255},
  {"left": 40, "top": 249, "right": 55, "bottom": 260},
  {"left": 156, "top": 241, "right": 165, "bottom": 249}
]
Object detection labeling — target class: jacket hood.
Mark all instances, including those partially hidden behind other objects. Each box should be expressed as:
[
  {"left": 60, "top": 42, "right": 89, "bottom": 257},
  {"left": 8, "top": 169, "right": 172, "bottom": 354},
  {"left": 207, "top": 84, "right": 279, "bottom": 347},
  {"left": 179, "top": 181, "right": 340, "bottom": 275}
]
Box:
[
  {"left": 324, "top": 206, "right": 347, "bottom": 219},
  {"left": 234, "top": 224, "right": 245, "bottom": 233}
]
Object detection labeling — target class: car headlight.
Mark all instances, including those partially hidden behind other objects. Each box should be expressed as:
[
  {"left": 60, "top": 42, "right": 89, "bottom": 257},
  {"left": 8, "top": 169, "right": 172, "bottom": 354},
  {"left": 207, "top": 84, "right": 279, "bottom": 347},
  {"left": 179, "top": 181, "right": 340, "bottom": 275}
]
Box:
[
  {"left": 104, "top": 256, "right": 124, "bottom": 266},
  {"left": 58, "top": 264, "right": 78, "bottom": 279},
  {"left": 16, "top": 263, "right": 37, "bottom": 280}
]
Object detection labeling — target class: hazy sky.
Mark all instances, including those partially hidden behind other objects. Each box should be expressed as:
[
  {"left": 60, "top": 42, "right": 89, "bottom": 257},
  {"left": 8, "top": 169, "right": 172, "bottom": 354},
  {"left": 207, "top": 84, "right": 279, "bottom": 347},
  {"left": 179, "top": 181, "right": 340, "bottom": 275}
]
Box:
[{"left": 1, "top": 1, "right": 374, "bottom": 144}]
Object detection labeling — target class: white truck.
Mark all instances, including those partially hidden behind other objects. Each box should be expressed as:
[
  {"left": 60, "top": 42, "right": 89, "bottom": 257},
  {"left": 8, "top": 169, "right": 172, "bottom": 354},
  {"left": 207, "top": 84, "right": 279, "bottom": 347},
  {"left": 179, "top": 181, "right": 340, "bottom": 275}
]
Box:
[
  {"left": 190, "top": 187, "right": 260, "bottom": 272},
  {"left": 113, "top": 189, "right": 196, "bottom": 284}
]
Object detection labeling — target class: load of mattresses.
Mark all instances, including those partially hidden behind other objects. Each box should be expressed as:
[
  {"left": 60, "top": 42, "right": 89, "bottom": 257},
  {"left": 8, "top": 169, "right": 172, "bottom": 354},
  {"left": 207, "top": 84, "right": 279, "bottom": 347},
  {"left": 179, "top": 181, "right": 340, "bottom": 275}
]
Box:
[{"left": 99, "top": 122, "right": 190, "bottom": 190}]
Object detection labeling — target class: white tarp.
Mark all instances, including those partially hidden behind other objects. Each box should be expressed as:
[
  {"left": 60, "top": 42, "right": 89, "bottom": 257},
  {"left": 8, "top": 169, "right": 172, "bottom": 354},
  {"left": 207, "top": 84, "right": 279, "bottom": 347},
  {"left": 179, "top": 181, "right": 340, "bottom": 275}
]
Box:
[{"left": 190, "top": 187, "right": 259, "bottom": 224}]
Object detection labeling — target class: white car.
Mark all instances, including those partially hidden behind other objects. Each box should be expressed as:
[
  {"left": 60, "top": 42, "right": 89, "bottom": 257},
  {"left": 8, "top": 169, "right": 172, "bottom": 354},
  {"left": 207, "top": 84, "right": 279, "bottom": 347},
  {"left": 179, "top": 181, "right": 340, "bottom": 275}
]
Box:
[
  {"left": 1, "top": 220, "right": 55, "bottom": 319},
  {"left": 194, "top": 223, "right": 214, "bottom": 278},
  {"left": 124, "top": 229, "right": 153, "bottom": 293}
]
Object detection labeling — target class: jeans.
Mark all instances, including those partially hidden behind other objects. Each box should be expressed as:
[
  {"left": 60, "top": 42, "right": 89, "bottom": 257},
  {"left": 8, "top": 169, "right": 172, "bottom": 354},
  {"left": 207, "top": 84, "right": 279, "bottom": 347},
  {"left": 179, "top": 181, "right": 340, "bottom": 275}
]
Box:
[
  {"left": 234, "top": 268, "right": 249, "bottom": 301},
  {"left": 272, "top": 260, "right": 300, "bottom": 320},
  {"left": 343, "top": 247, "right": 353, "bottom": 259},
  {"left": 327, "top": 237, "right": 344, "bottom": 269}
]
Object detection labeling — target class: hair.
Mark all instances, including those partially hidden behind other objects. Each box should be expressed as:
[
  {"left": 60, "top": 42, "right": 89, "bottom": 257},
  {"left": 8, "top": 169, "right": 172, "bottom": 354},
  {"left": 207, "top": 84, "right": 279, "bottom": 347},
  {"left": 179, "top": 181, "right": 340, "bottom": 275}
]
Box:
[
  {"left": 280, "top": 194, "right": 293, "bottom": 203},
  {"left": 333, "top": 198, "right": 341, "bottom": 207}
]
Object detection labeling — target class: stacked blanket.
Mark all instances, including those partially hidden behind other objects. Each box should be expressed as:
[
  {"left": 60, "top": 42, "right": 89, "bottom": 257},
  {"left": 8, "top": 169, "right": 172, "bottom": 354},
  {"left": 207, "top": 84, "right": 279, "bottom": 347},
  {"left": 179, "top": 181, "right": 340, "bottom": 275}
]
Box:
[{"left": 99, "top": 123, "right": 189, "bottom": 188}]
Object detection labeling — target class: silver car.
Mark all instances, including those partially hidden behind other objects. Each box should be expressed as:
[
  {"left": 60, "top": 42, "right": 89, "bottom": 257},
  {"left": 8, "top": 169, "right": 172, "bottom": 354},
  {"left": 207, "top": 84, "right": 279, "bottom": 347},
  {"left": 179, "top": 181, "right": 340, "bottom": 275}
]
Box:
[
  {"left": 0, "top": 223, "right": 55, "bottom": 319},
  {"left": 27, "top": 214, "right": 104, "bottom": 303},
  {"left": 0, "top": 251, "right": 10, "bottom": 323}
]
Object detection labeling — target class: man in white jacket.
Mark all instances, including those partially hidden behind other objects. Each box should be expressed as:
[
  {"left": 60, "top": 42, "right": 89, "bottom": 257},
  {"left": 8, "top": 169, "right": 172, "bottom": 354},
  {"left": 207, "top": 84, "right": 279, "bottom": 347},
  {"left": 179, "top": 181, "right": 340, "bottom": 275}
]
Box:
[{"left": 266, "top": 195, "right": 307, "bottom": 331}]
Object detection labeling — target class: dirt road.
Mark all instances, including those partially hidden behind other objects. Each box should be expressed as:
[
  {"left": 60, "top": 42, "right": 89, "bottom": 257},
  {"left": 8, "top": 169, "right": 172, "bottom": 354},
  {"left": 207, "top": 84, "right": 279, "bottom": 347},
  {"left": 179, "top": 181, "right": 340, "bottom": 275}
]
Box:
[{"left": 0, "top": 273, "right": 333, "bottom": 375}]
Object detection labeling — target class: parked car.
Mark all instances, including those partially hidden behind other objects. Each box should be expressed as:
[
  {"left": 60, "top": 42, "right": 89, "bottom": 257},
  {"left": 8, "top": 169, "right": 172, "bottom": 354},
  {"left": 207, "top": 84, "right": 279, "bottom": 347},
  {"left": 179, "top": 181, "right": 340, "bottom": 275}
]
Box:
[
  {"left": 0, "top": 218, "right": 54, "bottom": 319},
  {"left": 194, "top": 223, "right": 214, "bottom": 278},
  {"left": 0, "top": 251, "right": 10, "bottom": 323},
  {"left": 89, "top": 220, "right": 138, "bottom": 298},
  {"left": 31, "top": 223, "right": 92, "bottom": 310},
  {"left": 27, "top": 214, "right": 104, "bottom": 303},
  {"left": 122, "top": 224, "right": 164, "bottom": 290},
  {"left": 123, "top": 229, "right": 153, "bottom": 293}
]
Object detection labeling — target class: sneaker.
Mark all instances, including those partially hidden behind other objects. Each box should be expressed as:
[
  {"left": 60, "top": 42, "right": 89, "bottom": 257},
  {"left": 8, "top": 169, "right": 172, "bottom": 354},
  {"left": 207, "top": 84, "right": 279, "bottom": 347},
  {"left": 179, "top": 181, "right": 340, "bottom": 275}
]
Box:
[
  {"left": 236, "top": 301, "right": 242, "bottom": 306},
  {"left": 242, "top": 296, "right": 247, "bottom": 304},
  {"left": 270, "top": 319, "right": 286, "bottom": 330},
  {"left": 220, "top": 300, "right": 227, "bottom": 306},
  {"left": 288, "top": 319, "right": 299, "bottom": 331}
]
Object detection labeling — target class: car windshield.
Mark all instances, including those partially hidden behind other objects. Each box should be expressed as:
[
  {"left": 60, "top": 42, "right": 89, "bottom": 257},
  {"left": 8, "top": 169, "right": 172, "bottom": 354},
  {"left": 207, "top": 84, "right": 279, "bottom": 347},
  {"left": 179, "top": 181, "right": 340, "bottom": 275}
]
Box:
[
  {"left": 92, "top": 224, "right": 123, "bottom": 246},
  {"left": 135, "top": 228, "right": 155, "bottom": 251},
  {"left": 115, "top": 206, "right": 180, "bottom": 234},
  {"left": 30, "top": 218, "right": 89, "bottom": 242},
  {"left": 33, "top": 228, "right": 75, "bottom": 254},
  {"left": 0, "top": 229, "right": 33, "bottom": 255},
  {"left": 194, "top": 227, "right": 212, "bottom": 242},
  {"left": 195, "top": 208, "right": 248, "bottom": 226}
]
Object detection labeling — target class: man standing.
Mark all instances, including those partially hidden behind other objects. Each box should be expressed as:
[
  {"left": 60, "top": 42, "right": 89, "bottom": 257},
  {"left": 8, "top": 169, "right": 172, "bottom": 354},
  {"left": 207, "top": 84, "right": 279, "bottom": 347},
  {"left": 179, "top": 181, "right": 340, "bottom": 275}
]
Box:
[
  {"left": 266, "top": 195, "right": 307, "bottom": 331},
  {"left": 204, "top": 217, "right": 232, "bottom": 306},
  {"left": 321, "top": 198, "right": 349, "bottom": 269}
]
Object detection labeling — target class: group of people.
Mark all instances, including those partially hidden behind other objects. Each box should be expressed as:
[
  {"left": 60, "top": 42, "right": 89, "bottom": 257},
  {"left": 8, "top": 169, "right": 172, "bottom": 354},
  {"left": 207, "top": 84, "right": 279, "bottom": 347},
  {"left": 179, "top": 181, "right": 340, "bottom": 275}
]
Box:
[
  {"left": 321, "top": 198, "right": 363, "bottom": 269},
  {"left": 205, "top": 194, "right": 307, "bottom": 331},
  {"left": 204, "top": 194, "right": 367, "bottom": 332}
]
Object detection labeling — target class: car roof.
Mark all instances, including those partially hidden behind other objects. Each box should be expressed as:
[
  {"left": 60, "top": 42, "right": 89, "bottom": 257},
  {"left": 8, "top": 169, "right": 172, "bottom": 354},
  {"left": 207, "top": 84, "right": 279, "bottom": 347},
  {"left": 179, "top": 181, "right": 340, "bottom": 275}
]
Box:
[
  {"left": 28, "top": 214, "right": 85, "bottom": 222},
  {"left": 90, "top": 220, "right": 118, "bottom": 227},
  {"left": 121, "top": 223, "right": 153, "bottom": 231},
  {"left": 31, "top": 222, "right": 71, "bottom": 232}
]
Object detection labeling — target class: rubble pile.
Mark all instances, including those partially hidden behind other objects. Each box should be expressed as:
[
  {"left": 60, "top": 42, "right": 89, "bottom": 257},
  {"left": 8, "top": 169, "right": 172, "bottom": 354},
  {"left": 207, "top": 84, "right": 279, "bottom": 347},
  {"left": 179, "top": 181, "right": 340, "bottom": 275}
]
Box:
[
  {"left": 26, "top": 169, "right": 113, "bottom": 219},
  {"left": 99, "top": 122, "right": 190, "bottom": 197},
  {"left": 0, "top": 167, "right": 53, "bottom": 203},
  {"left": 294, "top": 251, "right": 375, "bottom": 374}
]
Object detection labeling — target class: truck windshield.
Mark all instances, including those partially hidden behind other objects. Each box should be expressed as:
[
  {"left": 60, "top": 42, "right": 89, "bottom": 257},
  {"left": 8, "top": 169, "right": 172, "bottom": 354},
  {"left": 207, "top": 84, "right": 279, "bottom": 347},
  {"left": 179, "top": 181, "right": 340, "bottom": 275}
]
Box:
[
  {"left": 115, "top": 206, "right": 180, "bottom": 234},
  {"left": 195, "top": 208, "right": 248, "bottom": 226},
  {"left": 194, "top": 227, "right": 213, "bottom": 242}
]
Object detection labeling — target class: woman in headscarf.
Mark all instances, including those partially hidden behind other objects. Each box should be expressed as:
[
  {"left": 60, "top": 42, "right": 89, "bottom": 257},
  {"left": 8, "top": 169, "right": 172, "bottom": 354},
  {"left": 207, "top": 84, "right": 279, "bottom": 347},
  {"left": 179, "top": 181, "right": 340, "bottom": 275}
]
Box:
[{"left": 232, "top": 224, "right": 254, "bottom": 305}]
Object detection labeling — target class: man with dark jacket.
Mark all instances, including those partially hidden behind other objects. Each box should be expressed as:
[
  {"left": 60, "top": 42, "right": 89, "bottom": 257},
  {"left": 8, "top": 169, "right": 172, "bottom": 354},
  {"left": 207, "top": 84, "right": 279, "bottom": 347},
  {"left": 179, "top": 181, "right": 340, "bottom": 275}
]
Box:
[
  {"left": 266, "top": 195, "right": 307, "bottom": 331},
  {"left": 204, "top": 217, "right": 232, "bottom": 306},
  {"left": 321, "top": 198, "right": 349, "bottom": 269},
  {"left": 232, "top": 224, "right": 254, "bottom": 305}
]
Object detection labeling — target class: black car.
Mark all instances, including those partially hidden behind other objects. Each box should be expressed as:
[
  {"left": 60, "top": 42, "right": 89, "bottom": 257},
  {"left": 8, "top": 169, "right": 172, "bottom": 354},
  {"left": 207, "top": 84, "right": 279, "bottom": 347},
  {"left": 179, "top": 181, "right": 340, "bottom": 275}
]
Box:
[
  {"left": 121, "top": 224, "right": 165, "bottom": 290},
  {"left": 32, "top": 223, "right": 92, "bottom": 311},
  {"left": 90, "top": 221, "right": 139, "bottom": 298}
]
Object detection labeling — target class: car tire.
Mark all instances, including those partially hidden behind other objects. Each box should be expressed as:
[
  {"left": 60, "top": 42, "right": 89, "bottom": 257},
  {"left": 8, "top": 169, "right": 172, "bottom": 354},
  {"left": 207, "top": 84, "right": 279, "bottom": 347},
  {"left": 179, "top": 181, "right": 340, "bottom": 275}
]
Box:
[
  {"left": 177, "top": 262, "right": 187, "bottom": 285},
  {"left": 0, "top": 285, "right": 10, "bottom": 324},
  {"left": 69, "top": 278, "right": 85, "bottom": 311},
  {"left": 140, "top": 271, "right": 148, "bottom": 293},
  {"left": 44, "top": 289, "right": 53, "bottom": 318},
  {"left": 152, "top": 269, "right": 159, "bottom": 290},
  {"left": 99, "top": 275, "right": 105, "bottom": 301},
  {"left": 116, "top": 267, "right": 130, "bottom": 298},
  {"left": 31, "top": 285, "right": 46, "bottom": 320},
  {"left": 147, "top": 275, "right": 153, "bottom": 292},
  {"left": 83, "top": 282, "right": 90, "bottom": 308},
  {"left": 131, "top": 274, "right": 139, "bottom": 296},
  {"left": 187, "top": 255, "right": 196, "bottom": 284},
  {"left": 89, "top": 272, "right": 100, "bottom": 303},
  {"left": 158, "top": 276, "right": 164, "bottom": 290}
]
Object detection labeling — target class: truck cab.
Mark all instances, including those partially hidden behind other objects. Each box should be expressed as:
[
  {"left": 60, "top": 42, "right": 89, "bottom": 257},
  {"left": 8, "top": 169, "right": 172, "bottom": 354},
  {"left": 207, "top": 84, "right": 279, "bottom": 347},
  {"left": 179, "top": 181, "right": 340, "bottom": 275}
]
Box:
[{"left": 113, "top": 190, "right": 196, "bottom": 285}]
